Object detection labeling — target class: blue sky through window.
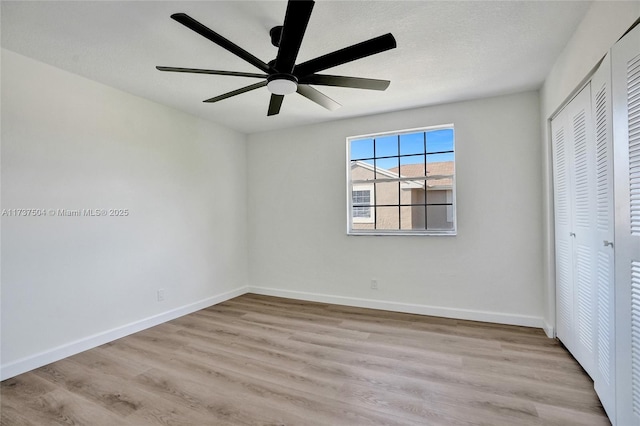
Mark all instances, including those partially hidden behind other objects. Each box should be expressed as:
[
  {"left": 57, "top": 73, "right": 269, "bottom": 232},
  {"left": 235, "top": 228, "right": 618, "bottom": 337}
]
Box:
[{"left": 350, "top": 129, "right": 454, "bottom": 170}]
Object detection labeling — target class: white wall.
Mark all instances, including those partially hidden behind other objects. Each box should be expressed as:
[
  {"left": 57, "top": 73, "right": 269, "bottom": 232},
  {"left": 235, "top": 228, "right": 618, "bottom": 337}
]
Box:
[
  {"left": 1, "top": 49, "right": 248, "bottom": 378},
  {"left": 247, "top": 91, "right": 543, "bottom": 326},
  {"left": 540, "top": 2, "right": 640, "bottom": 335}
]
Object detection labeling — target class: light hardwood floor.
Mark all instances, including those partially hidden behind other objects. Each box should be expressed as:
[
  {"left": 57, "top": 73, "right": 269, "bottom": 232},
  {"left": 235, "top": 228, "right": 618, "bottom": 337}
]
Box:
[{"left": 1, "top": 294, "right": 610, "bottom": 425}]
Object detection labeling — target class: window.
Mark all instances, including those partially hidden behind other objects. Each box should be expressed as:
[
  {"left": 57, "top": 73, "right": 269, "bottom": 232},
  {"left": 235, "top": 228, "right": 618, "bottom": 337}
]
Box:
[
  {"left": 347, "top": 125, "right": 456, "bottom": 235},
  {"left": 351, "top": 185, "right": 374, "bottom": 223},
  {"left": 352, "top": 190, "right": 371, "bottom": 217}
]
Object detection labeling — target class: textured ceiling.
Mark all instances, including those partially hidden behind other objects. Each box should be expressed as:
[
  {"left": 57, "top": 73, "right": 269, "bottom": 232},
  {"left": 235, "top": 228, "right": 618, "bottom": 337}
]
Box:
[{"left": 1, "top": 1, "right": 591, "bottom": 134}]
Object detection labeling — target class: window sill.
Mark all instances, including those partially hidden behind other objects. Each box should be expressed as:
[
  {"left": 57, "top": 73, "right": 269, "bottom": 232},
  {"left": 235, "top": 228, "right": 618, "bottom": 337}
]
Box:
[{"left": 347, "top": 230, "right": 456, "bottom": 236}]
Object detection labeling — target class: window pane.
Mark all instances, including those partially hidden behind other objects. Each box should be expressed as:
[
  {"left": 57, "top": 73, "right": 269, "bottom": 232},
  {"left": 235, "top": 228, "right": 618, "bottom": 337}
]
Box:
[
  {"left": 426, "top": 158, "right": 454, "bottom": 192},
  {"left": 426, "top": 188, "right": 447, "bottom": 204},
  {"left": 401, "top": 205, "right": 426, "bottom": 230},
  {"left": 400, "top": 155, "right": 426, "bottom": 177},
  {"left": 427, "top": 205, "right": 454, "bottom": 230},
  {"left": 375, "top": 181, "right": 399, "bottom": 206},
  {"left": 376, "top": 206, "right": 399, "bottom": 230},
  {"left": 374, "top": 135, "right": 398, "bottom": 157},
  {"left": 352, "top": 206, "right": 371, "bottom": 218},
  {"left": 426, "top": 129, "right": 454, "bottom": 153},
  {"left": 400, "top": 132, "right": 424, "bottom": 155},
  {"left": 350, "top": 138, "right": 373, "bottom": 160},
  {"left": 406, "top": 183, "right": 426, "bottom": 205},
  {"left": 351, "top": 160, "right": 375, "bottom": 180},
  {"left": 375, "top": 157, "right": 399, "bottom": 176},
  {"left": 427, "top": 152, "right": 454, "bottom": 163},
  {"left": 352, "top": 190, "right": 370, "bottom": 205}
]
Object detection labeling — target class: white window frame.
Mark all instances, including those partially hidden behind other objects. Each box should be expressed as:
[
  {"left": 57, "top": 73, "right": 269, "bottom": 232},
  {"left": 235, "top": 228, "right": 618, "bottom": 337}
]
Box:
[{"left": 346, "top": 124, "right": 457, "bottom": 236}]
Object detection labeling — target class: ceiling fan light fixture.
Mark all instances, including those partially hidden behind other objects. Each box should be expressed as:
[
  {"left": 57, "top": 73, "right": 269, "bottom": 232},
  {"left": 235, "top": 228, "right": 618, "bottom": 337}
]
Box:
[{"left": 267, "top": 74, "right": 298, "bottom": 95}]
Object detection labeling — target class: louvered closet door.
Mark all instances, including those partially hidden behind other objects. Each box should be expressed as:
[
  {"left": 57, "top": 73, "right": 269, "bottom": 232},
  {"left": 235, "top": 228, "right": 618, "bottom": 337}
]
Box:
[
  {"left": 552, "top": 107, "right": 575, "bottom": 351},
  {"left": 612, "top": 23, "right": 640, "bottom": 426},
  {"left": 591, "top": 53, "right": 616, "bottom": 424},
  {"left": 568, "top": 84, "right": 598, "bottom": 378},
  {"left": 551, "top": 84, "right": 598, "bottom": 374}
]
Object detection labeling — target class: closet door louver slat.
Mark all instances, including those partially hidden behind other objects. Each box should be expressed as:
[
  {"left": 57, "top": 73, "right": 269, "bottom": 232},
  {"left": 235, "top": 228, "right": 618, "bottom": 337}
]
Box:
[
  {"left": 557, "top": 239, "right": 573, "bottom": 337},
  {"left": 555, "top": 128, "right": 570, "bottom": 226},
  {"left": 627, "top": 52, "right": 640, "bottom": 418},
  {"left": 597, "top": 250, "right": 612, "bottom": 385},
  {"left": 631, "top": 261, "right": 640, "bottom": 416},
  {"left": 596, "top": 85, "right": 610, "bottom": 234},
  {"left": 576, "top": 245, "right": 595, "bottom": 354},
  {"left": 573, "top": 110, "right": 590, "bottom": 228}
]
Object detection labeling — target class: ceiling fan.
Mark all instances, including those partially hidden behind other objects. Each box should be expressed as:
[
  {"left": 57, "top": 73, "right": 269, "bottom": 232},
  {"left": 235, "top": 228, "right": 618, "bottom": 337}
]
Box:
[{"left": 156, "top": 0, "right": 396, "bottom": 116}]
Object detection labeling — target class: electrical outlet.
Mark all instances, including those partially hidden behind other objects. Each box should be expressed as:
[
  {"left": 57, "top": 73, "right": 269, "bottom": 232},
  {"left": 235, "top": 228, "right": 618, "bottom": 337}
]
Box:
[
  {"left": 157, "top": 289, "right": 165, "bottom": 302},
  {"left": 371, "top": 279, "right": 378, "bottom": 290}
]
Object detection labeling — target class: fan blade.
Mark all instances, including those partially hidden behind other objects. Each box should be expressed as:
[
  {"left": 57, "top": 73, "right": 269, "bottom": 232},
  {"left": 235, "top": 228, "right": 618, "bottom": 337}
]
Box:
[
  {"left": 156, "top": 66, "right": 268, "bottom": 79},
  {"left": 275, "top": 0, "right": 315, "bottom": 73},
  {"left": 267, "top": 94, "right": 285, "bottom": 116},
  {"left": 297, "top": 85, "right": 341, "bottom": 111},
  {"left": 294, "top": 33, "right": 396, "bottom": 77},
  {"left": 203, "top": 81, "right": 267, "bottom": 103},
  {"left": 298, "top": 74, "right": 390, "bottom": 91},
  {"left": 171, "top": 13, "right": 273, "bottom": 73}
]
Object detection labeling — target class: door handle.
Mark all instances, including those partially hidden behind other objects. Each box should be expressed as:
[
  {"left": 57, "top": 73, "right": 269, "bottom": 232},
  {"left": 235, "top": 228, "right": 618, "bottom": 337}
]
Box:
[
  {"left": 603, "top": 240, "right": 614, "bottom": 248},
  {"left": 569, "top": 232, "right": 576, "bottom": 237}
]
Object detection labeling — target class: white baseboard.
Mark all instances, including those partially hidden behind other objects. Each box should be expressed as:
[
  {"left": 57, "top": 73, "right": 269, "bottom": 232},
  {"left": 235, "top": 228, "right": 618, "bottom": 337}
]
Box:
[
  {"left": 543, "top": 321, "right": 556, "bottom": 338},
  {"left": 248, "top": 287, "right": 545, "bottom": 329},
  {"left": 1, "top": 286, "right": 249, "bottom": 381}
]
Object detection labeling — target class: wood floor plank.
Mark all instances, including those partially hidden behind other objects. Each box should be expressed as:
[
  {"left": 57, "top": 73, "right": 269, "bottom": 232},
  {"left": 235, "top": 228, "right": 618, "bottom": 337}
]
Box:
[
  {"left": 1, "top": 371, "right": 57, "bottom": 399},
  {"left": 1, "top": 294, "right": 610, "bottom": 425},
  {"left": 366, "top": 331, "right": 585, "bottom": 373},
  {"left": 2, "top": 386, "right": 131, "bottom": 426},
  {"left": 534, "top": 403, "right": 612, "bottom": 426},
  {"left": 166, "top": 338, "right": 481, "bottom": 425},
  {"left": 1, "top": 404, "right": 38, "bottom": 426},
  {"left": 68, "top": 344, "right": 153, "bottom": 379},
  {"left": 460, "top": 354, "right": 594, "bottom": 390},
  {"left": 63, "top": 350, "right": 226, "bottom": 426},
  {"left": 291, "top": 354, "right": 545, "bottom": 426}
]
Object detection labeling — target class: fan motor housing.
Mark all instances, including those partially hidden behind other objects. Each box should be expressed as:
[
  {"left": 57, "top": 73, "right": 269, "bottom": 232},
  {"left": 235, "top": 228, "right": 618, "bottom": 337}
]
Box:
[{"left": 270, "top": 26, "right": 283, "bottom": 47}]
